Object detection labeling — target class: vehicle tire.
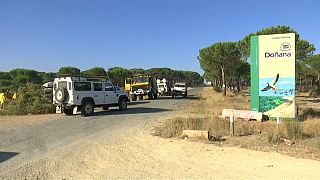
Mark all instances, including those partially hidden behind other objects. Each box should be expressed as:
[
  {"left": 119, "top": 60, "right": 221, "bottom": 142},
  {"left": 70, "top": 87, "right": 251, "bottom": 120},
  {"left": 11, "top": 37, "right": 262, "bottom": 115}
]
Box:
[
  {"left": 81, "top": 101, "right": 94, "bottom": 116},
  {"left": 131, "top": 94, "right": 137, "bottom": 101},
  {"left": 172, "top": 94, "right": 175, "bottom": 98},
  {"left": 154, "top": 93, "right": 158, "bottom": 99},
  {"left": 119, "top": 98, "right": 127, "bottom": 111},
  {"left": 183, "top": 94, "right": 187, "bottom": 98},
  {"left": 63, "top": 108, "right": 73, "bottom": 115},
  {"left": 148, "top": 92, "right": 153, "bottom": 100},
  {"left": 102, "top": 105, "right": 109, "bottom": 111},
  {"left": 55, "top": 88, "right": 68, "bottom": 103}
]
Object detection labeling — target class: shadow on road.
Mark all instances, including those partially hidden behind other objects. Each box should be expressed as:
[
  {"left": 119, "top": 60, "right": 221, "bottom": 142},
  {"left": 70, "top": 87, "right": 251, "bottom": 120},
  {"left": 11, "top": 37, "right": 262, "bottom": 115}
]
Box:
[
  {"left": 156, "top": 95, "right": 200, "bottom": 100},
  {"left": 94, "top": 107, "right": 170, "bottom": 116},
  {"left": 0, "top": 152, "right": 19, "bottom": 164},
  {"left": 128, "top": 101, "right": 151, "bottom": 106}
]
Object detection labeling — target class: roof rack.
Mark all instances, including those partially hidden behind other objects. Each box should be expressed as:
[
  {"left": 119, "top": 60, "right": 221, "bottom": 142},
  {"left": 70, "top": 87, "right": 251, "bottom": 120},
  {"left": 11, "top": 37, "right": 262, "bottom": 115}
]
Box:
[
  {"left": 54, "top": 73, "right": 109, "bottom": 79},
  {"left": 54, "top": 73, "right": 109, "bottom": 82}
]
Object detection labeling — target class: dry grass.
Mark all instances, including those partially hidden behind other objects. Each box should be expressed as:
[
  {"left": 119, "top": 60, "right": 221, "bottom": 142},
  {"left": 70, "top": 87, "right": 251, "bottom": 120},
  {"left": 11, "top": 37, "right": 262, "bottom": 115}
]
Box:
[
  {"left": 156, "top": 87, "right": 320, "bottom": 161},
  {"left": 186, "top": 87, "right": 250, "bottom": 116}
]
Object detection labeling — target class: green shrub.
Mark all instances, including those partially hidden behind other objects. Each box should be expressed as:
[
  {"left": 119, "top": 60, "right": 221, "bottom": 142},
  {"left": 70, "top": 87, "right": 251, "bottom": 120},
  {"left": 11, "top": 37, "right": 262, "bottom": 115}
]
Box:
[{"left": 2, "top": 83, "right": 55, "bottom": 115}]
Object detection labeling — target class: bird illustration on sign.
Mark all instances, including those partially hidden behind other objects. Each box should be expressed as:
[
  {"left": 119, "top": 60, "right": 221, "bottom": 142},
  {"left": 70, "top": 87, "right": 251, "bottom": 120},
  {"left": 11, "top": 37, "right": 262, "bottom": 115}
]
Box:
[{"left": 261, "top": 73, "right": 279, "bottom": 92}]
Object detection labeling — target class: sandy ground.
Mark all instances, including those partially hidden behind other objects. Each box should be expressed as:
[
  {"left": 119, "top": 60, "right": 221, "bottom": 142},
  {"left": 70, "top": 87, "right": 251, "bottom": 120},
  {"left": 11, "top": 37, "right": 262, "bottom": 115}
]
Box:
[
  {"left": 2, "top": 121, "right": 320, "bottom": 179},
  {"left": 0, "top": 114, "right": 63, "bottom": 129},
  {"left": 1, "top": 88, "right": 320, "bottom": 179}
]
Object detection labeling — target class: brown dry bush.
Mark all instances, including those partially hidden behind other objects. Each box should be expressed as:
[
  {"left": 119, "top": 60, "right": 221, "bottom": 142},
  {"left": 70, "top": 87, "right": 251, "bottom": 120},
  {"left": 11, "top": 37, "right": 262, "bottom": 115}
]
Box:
[
  {"left": 157, "top": 116, "right": 230, "bottom": 138},
  {"left": 284, "top": 120, "right": 304, "bottom": 140},
  {"left": 160, "top": 87, "right": 320, "bottom": 151}
]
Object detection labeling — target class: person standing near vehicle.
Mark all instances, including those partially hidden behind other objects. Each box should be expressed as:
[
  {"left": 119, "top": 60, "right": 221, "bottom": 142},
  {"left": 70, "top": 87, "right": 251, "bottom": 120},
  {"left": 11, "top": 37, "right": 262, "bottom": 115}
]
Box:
[
  {"left": 0, "top": 90, "right": 5, "bottom": 109},
  {"left": 12, "top": 91, "right": 18, "bottom": 100}
]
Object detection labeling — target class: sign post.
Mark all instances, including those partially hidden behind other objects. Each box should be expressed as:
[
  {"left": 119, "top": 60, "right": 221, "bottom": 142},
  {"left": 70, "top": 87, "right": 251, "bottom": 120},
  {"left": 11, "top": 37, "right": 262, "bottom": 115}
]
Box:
[
  {"left": 230, "top": 115, "right": 234, "bottom": 136},
  {"left": 250, "top": 33, "right": 295, "bottom": 119}
]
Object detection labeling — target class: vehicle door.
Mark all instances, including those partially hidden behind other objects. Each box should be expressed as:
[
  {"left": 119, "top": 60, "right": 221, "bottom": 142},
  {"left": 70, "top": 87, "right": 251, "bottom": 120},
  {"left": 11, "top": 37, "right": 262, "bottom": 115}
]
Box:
[
  {"left": 73, "top": 82, "right": 93, "bottom": 105},
  {"left": 105, "top": 82, "right": 119, "bottom": 104},
  {"left": 125, "top": 78, "right": 132, "bottom": 92},
  {"left": 93, "top": 82, "right": 104, "bottom": 105}
]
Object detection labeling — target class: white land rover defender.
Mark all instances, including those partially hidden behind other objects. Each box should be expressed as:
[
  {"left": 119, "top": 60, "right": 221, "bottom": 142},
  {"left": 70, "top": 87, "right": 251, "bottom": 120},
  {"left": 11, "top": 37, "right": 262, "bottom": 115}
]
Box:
[
  {"left": 172, "top": 83, "right": 187, "bottom": 98},
  {"left": 53, "top": 75, "right": 129, "bottom": 116},
  {"left": 156, "top": 78, "right": 171, "bottom": 96}
]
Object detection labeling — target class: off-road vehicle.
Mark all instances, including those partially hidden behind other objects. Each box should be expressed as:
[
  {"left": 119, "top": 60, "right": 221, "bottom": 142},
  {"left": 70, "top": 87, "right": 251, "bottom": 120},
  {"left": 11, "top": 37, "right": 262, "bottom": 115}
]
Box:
[
  {"left": 172, "top": 83, "right": 187, "bottom": 98},
  {"left": 126, "top": 74, "right": 158, "bottom": 101},
  {"left": 53, "top": 75, "right": 129, "bottom": 116},
  {"left": 156, "top": 78, "right": 171, "bottom": 96}
]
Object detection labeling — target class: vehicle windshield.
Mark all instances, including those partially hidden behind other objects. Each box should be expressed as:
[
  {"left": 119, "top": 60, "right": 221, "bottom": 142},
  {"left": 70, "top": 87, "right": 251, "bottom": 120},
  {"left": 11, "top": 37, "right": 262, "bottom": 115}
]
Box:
[
  {"left": 134, "top": 77, "right": 149, "bottom": 83},
  {"left": 174, "top": 84, "right": 185, "bottom": 88}
]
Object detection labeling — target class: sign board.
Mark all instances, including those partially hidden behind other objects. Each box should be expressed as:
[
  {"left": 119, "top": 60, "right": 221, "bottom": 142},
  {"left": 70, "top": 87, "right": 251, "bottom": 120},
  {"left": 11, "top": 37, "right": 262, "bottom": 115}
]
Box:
[
  {"left": 221, "top": 109, "right": 263, "bottom": 121},
  {"left": 250, "top": 33, "right": 295, "bottom": 118}
]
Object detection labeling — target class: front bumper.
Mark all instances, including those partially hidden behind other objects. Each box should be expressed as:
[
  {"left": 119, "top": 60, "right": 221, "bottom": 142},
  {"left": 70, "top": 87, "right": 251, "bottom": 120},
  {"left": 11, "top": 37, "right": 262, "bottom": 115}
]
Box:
[
  {"left": 132, "top": 89, "right": 150, "bottom": 95},
  {"left": 172, "top": 90, "right": 186, "bottom": 95}
]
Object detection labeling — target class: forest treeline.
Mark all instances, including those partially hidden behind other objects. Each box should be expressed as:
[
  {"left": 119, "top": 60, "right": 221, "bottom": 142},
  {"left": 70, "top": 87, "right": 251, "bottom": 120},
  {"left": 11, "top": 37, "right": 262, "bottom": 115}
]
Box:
[
  {"left": 198, "top": 25, "right": 320, "bottom": 96},
  {"left": 0, "top": 67, "right": 203, "bottom": 90}
]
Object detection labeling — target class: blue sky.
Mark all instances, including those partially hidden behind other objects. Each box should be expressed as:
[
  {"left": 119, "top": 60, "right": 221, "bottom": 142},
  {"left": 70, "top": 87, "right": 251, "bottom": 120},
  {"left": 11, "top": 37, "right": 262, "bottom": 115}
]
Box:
[{"left": 0, "top": 0, "right": 319, "bottom": 74}]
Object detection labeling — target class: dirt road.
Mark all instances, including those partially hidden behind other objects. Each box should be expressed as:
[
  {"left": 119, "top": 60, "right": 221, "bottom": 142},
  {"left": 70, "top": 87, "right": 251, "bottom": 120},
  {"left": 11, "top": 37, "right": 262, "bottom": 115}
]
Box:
[{"left": 1, "top": 87, "right": 320, "bottom": 179}]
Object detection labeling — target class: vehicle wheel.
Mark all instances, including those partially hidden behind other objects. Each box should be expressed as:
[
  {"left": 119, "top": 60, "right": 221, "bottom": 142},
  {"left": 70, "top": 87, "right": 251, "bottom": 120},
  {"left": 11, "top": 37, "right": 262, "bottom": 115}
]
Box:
[
  {"left": 55, "top": 88, "right": 68, "bottom": 103},
  {"left": 102, "top": 105, "right": 109, "bottom": 111},
  {"left": 63, "top": 108, "right": 73, "bottom": 115},
  {"left": 148, "top": 92, "right": 153, "bottom": 100},
  {"left": 131, "top": 94, "right": 137, "bottom": 101},
  {"left": 154, "top": 93, "right": 158, "bottom": 99},
  {"left": 183, "top": 94, "right": 187, "bottom": 98},
  {"left": 119, "top": 98, "right": 127, "bottom": 111},
  {"left": 81, "top": 101, "right": 94, "bottom": 116},
  {"left": 172, "top": 94, "right": 175, "bottom": 98}
]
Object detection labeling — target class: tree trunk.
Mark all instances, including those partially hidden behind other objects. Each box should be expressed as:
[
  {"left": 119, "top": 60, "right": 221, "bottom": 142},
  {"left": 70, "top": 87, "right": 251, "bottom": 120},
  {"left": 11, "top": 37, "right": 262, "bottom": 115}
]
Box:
[
  {"left": 236, "top": 75, "right": 241, "bottom": 93},
  {"left": 299, "top": 78, "right": 302, "bottom": 92},
  {"left": 221, "top": 66, "right": 226, "bottom": 96},
  {"left": 317, "top": 73, "right": 320, "bottom": 94}
]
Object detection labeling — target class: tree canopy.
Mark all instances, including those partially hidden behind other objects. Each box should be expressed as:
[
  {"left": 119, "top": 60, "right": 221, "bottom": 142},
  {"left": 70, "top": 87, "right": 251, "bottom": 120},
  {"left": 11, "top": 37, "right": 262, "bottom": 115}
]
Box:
[
  {"left": 198, "top": 41, "right": 242, "bottom": 95},
  {"left": 107, "top": 67, "right": 133, "bottom": 87},
  {"left": 238, "top": 25, "right": 315, "bottom": 61},
  {"left": 57, "top": 67, "right": 81, "bottom": 75},
  {"left": 0, "top": 69, "right": 55, "bottom": 91},
  {"left": 82, "top": 67, "right": 107, "bottom": 76},
  {"left": 199, "top": 25, "right": 317, "bottom": 96}
]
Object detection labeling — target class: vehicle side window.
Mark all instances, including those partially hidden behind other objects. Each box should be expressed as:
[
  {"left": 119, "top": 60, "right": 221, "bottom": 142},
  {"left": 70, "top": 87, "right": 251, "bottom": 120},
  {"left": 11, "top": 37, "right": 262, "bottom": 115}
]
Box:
[
  {"left": 93, "top": 83, "right": 102, "bottom": 91},
  {"left": 74, "top": 82, "right": 91, "bottom": 91},
  {"left": 126, "top": 78, "right": 132, "bottom": 84},
  {"left": 105, "top": 82, "right": 114, "bottom": 91}
]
